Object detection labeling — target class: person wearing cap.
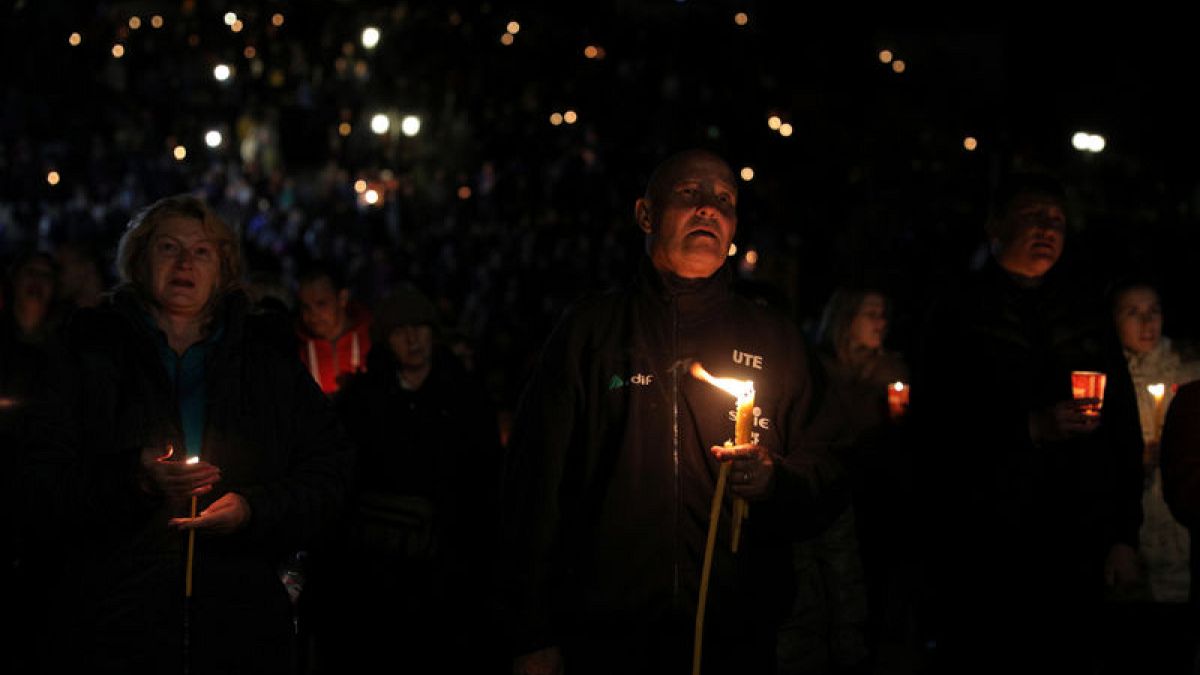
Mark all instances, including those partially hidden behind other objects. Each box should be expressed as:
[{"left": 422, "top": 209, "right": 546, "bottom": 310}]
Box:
[{"left": 320, "top": 284, "right": 504, "bottom": 672}]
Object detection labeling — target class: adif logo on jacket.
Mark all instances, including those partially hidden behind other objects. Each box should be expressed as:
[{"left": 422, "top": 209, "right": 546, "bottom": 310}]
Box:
[{"left": 608, "top": 373, "right": 654, "bottom": 389}]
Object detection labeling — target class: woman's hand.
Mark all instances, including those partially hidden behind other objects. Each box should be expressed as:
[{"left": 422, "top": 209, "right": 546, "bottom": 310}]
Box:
[{"left": 139, "top": 446, "right": 221, "bottom": 499}]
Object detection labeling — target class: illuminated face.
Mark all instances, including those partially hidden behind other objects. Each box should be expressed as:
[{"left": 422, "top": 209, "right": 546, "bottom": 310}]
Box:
[
  {"left": 1113, "top": 286, "right": 1162, "bottom": 355},
  {"left": 388, "top": 324, "right": 434, "bottom": 371},
  {"left": 298, "top": 277, "right": 349, "bottom": 341},
  {"left": 148, "top": 216, "right": 221, "bottom": 318},
  {"left": 636, "top": 153, "right": 738, "bottom": 279},
  {"left": 847, "top": 293, "right": 887, "bottom": 351},
  {"left": 993, "top": 193, "right": 1066, "bottom": 279}
]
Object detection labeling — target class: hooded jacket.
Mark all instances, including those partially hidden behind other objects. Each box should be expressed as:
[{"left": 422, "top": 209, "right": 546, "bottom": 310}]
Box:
[{"left": 297, "top": 301, "right": 372, "bottom": 395}]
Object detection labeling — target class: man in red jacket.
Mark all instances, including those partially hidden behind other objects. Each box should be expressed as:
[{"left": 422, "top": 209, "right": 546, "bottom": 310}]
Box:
[{"left": 295, "top": 264, "right": 371, "bottom": 395}]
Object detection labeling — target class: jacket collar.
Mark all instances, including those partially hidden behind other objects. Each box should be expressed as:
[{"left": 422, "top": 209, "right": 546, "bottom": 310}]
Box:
[{"left": 636, "top": 256, "right": 732, "bottom": 323}]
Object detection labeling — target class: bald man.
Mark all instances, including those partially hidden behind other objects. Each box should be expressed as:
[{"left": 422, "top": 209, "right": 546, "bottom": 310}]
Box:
[{"left": 502, "top": 150, "right": 845, "bottom": 675}]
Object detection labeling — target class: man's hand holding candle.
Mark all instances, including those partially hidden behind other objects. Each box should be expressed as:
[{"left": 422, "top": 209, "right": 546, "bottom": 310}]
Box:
[
  {"left": 170, "top": 492, "right": 251, "bottom": 535},
  {"left": 139, "top": 446, "right": 221, "bottom": 500},
  {"left": 711, "top": 443, "right": 774, "bottom": 500},
  {"left": 1028, "top": 399, "right": 1100, "bottom": 445}
]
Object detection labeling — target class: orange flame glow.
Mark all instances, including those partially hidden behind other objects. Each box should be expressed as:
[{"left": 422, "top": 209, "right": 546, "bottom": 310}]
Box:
[{"left": 690, "top": 362, "right": 754, "bottom": 403}]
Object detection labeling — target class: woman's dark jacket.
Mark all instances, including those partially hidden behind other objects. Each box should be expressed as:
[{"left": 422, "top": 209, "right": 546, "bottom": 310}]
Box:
[{"left": 22, "top": 288, "right": 354, "bottom": 674}]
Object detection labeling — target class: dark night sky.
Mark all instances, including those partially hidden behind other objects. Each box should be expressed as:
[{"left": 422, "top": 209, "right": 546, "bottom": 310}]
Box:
[{"left": 3, "top": 3, "right": 1199, "bottom": 339}]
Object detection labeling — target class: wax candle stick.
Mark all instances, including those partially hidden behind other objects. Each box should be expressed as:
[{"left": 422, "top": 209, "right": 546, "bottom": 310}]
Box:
[
  {"left": 1148, "top": 382, "right": 1166, "bottom": 445},
  {"left": 731, "top": 388, "right": 753, "bottom": 553},
  {"left": 689, "top": 362, "right": 756, "bottom": 675},
  {"left": 185, "top": 455, "right": 199, "bottom": 598}
]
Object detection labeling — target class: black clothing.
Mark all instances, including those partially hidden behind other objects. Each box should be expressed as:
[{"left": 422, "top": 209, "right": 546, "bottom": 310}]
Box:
[
  {"left": 916, "top": 260, "right": 1143, "bottom": 673},
  {"left": 22, "top": 289, "right": 354, "bottom": 674},
  {"left": 320, "top": 345, "right": 503, "bottom": 672},
  {"left": 502, "top": 260, "right": 845, "bottom": 675}
]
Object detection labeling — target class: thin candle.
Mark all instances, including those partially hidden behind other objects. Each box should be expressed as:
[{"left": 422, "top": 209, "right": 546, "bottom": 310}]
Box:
[
  {"left": 185, "top": 455, "right": 199, "bottom": 598},
  {"left": 688, "top": 362, "right": 755, "bottom": 675},
  {"left": 1148, "top": 382, "right": 1167, "bottom": 444}
]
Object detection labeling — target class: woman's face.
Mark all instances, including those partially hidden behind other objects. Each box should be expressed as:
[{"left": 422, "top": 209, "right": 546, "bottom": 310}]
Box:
[
  {"left": 147, "top": 216, "right": 221, "bottom": 318},
  {"left": 1113, "top": 286, "right": 1162, "bottom": 355},
  {"left": 847, "top": 293, "right": 887, "bottom": 351}
]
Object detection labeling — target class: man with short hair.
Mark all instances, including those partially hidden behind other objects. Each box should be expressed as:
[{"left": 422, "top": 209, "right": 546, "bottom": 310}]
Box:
[
  {"left": 917, "top": 174, "right": 1143, "bottom": 673},
  {"left": 295, "top": 264, "right": 371, "bottom": 395},
  {"left": 503, "top": 150, "right": 844, "bottom": 675}
]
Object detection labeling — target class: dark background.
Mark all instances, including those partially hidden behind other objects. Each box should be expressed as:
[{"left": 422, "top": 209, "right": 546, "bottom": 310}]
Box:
[{"left": 4, "top": 1, "right": 1199, "bottom": 405}]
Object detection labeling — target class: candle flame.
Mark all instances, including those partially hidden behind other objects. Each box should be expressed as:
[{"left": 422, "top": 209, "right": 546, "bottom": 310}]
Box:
[
  {"left": 892, "top": 381, "right": 907, "bottom": 392},
  {"left": 186, "top": 456, "right": 200, "bottom": 465},
  {"left": 690, "top": 362, "right": 754, "bottom": 403},
  {"left": 1148, "top": 382, "right": 1166, "bottom": 400}
]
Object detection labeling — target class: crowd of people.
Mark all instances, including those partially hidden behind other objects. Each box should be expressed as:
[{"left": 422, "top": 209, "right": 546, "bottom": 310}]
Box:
[{"left": 2, "top": 148, "right": 1200, "bottom": 675}]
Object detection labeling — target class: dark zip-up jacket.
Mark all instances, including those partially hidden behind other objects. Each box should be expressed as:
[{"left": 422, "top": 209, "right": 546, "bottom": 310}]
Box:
[
  {"left": 917, "top": 259, "right": 1143, "bottom": 587},
  {"left": 502, "top": 260, "right": 845, "bottom": 667},
  {"left": 21, "top": 287, "right": 354, "bottom": 673}
]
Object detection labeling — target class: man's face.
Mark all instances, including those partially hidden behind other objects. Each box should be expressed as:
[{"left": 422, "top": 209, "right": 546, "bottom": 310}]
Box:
[
  {"left": 298, "top": 278, "right": 348, "bottom": 341},
  {"left": 388, "top": 324, "right": 434, "bottom": 371},
  {"left": 993, "top": 193, "right": 1066, "bottom": 279},
  {"left": 636, "top": 154, "right": 738, "bottom": 279},
  {"left": 148, "top": 216, "right": 221, "bottom": 318}
]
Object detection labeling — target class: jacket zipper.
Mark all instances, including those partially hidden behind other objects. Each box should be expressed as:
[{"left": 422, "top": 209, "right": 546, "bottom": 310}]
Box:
[{"left": 671, "top": 295, "right": 681, "bottom": 607}]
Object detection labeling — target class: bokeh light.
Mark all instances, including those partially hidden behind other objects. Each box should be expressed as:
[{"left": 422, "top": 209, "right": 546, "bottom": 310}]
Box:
[
  {"left": 362, "top": 27, "right": 381, "bottom": 49},
  {"left": 400, "top": 115, "right": 421, "bottom": 137}
]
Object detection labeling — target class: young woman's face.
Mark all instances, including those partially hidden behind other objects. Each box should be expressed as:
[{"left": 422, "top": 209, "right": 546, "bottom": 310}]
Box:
[
  {"left": 1113, "top": 286, "right": 1162, "bottom": 355},
  {"left": 848, "top": 293, "right": 887, "bottom": 351}
]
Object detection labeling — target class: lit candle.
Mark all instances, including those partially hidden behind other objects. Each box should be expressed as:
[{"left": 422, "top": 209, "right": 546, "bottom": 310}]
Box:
[
  {"left": 887, "top": 381, "right": 909, "bottom": 420},
  {"left": 688, "top": 362, "right": 755, "bottom": 675},
  {"left": 1071, "top": 370, "right": 1107, "bottom": 417},
  {"left": 689, "top": 362, "right": 755, "bottom": 550},
  {"left": 185, "top": 452, "right": 199, "bottom": 597},
  {"left": 735, "top": 386, "right": 754, "bottom": 446},
  {"left": 1148, "top": 382, "right": 1167, "bottom": 444}
]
